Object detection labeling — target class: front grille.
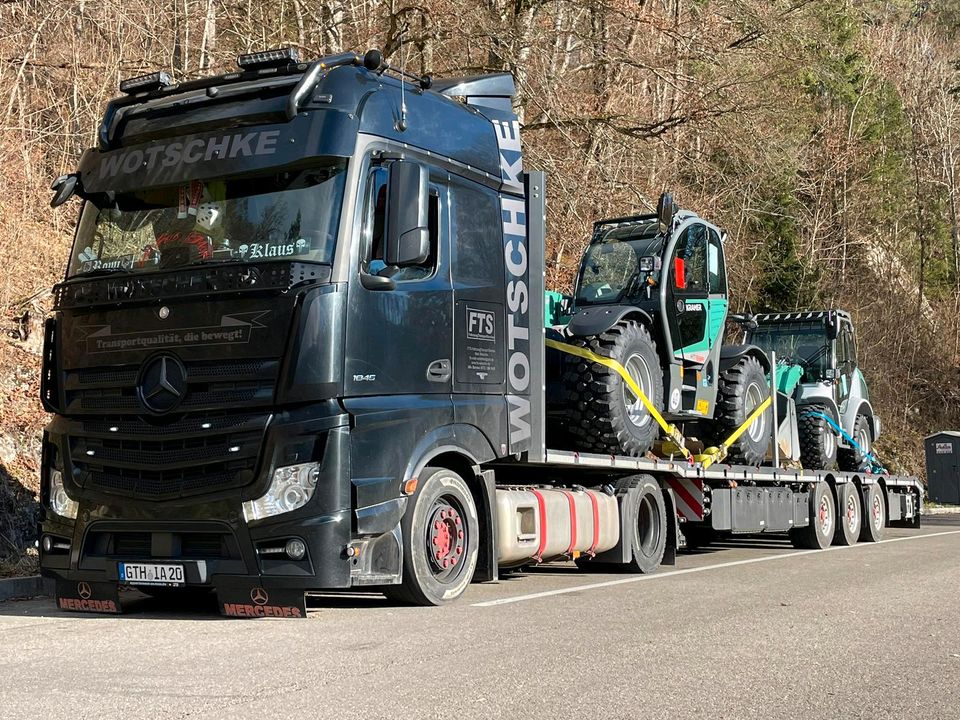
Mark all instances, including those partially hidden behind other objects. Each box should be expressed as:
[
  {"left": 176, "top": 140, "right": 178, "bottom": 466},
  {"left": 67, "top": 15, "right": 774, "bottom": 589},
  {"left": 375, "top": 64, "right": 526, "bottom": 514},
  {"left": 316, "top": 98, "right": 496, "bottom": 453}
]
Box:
[
  {"left": 64, "top": 358, "right": 280, "bottom": 416},
  {"left": 68, "top": 412, "right": 268, "bottom": 500},
  {"left": 114, "top": 532, "right": 151, "bottom": 556}
]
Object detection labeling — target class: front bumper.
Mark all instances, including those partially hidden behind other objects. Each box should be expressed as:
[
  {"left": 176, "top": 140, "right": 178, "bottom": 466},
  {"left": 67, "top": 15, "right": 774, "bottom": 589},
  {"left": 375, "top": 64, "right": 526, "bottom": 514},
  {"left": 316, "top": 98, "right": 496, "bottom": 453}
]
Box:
[{"left": 39, "top": 405, "right": 404, "bottom": 616}]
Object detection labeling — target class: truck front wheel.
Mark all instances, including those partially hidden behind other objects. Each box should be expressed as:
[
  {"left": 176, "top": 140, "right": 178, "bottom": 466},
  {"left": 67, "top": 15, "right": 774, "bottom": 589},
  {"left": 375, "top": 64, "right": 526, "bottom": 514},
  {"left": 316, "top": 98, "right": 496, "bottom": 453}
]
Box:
[{"left": 385, "top": 466, "right": 479, "bottom": 606}]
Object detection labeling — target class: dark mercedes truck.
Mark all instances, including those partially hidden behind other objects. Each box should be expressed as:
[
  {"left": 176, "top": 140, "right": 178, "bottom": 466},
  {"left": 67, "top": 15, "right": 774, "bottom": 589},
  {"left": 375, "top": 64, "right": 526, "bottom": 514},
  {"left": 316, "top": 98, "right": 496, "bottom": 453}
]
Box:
[{"left": 39, "top": 48, "right": 921, "bottom": 616}]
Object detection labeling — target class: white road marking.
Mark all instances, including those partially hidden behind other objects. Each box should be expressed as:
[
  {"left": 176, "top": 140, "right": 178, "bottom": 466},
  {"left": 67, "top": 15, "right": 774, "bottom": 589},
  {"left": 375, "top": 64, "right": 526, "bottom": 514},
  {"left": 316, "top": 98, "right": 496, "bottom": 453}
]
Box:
[{"left": 472, "top": 529, "right": 960, "bottom": 607}]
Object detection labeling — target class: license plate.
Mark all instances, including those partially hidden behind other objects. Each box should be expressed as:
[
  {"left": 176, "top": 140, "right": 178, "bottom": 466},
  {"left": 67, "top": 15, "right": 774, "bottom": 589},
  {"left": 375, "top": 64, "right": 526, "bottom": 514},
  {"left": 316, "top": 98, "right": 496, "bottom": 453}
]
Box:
[{"left": 119, "top": 562, "right": 185, "bottom": 586}]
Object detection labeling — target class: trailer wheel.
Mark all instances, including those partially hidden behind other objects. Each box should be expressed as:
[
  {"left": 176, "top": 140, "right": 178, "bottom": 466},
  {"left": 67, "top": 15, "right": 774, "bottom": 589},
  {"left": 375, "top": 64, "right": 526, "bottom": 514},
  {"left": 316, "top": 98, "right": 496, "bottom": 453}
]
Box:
[
  {"left": 798, "top": 404, "right": 838, "bottom": 470},
  {"left": 789, "top": 481, "right": 835, "bottom": 550},
  {"left": 834, "top": 482, "right": 861, "bottom": 546},
  {"left": 710, "top": 355, "right": 770, "bottom": 466},
  {"left": 562, "top": 320, "right": 664, "bottom": 457},
  {"left": 625, "top": 478, "right": 667, "bottom": 572},
  {"left": 838, "top": 414, "right": 872, "bottom": 472},
  {"left": 858, "top": 484, "right": 886, "bottom": 542},
  {"left": 384, "top": 466, "right": 479, "bottom": 606}
]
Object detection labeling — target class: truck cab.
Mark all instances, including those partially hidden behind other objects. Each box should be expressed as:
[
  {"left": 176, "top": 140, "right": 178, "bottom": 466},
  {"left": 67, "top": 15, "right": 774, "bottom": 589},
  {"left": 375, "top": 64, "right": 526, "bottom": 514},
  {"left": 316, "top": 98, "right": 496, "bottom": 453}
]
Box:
[{"left": 40, "top": 48, "right": 535, "bottom": 610}]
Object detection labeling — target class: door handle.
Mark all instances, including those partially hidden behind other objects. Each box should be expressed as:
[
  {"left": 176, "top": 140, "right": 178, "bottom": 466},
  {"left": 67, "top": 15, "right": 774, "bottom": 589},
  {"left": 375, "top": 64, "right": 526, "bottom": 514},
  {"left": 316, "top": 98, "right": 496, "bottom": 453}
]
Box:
[{"left": 426, "top": 359, "right": 451, "bottom": 383}]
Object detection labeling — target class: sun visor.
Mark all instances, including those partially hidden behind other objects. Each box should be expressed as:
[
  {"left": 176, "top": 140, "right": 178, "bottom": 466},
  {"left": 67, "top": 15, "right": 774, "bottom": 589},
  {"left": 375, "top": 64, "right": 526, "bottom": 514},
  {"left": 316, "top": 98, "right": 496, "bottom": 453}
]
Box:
[{"left": 78, "top": 112, "right": 357, "bottom": 194}]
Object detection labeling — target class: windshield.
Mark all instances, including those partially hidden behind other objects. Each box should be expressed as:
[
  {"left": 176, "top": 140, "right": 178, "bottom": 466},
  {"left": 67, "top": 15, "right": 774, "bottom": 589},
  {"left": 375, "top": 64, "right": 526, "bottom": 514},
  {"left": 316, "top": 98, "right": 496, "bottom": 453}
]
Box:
[
  {"left": 67, "top": 161, "right": 347, "bottom": 278},
  {"left": 575, "top": 231, "right": 662, "bottom": 306},
  {"left": 750, "top": 323, "right": 830, "bottom": 382}
]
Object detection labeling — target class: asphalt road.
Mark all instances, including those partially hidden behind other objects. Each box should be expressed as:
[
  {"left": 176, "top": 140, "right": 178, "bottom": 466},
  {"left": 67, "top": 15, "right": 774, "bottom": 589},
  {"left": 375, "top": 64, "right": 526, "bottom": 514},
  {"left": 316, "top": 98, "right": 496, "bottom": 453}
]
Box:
[{"left": 2, "top": 516, "right": 959, "bottom": 720}]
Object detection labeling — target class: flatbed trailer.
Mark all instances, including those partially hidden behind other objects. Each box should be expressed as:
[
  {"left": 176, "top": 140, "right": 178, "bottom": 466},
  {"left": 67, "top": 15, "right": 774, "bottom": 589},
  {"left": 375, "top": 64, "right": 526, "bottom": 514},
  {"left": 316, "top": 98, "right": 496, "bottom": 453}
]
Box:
[{"left": 38, "top": 48, "right": 921, "bottom": 615}]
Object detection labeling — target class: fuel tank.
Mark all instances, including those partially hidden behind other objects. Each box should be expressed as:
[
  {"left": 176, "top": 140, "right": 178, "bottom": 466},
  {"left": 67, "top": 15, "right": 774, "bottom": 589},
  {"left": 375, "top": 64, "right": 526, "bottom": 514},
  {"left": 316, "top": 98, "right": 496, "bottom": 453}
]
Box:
[{"left": 495, "top": 487, "right": 620, "bottom": 567}]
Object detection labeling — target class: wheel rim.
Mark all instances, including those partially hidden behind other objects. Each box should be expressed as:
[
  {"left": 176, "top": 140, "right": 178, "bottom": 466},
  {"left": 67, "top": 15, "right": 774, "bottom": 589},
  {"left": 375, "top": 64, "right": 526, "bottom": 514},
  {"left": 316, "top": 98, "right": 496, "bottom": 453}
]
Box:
[
  {"left": 622, "top": 353, "right": 654, "bottom": 429},
  {"left": 823, "top": 427, "right": 837, "bottom": 458},
  {"left": 858, "top": 427, "right": 871, "bottom": 458},
  {"left": 871, "top": 491, "right": 883, "bottom": 530},
  {"left": 637, "top": 494, "right": 661, "bottom": 556},
  {"left": 426, "top": 496, "right": 467, "bottom": 581},
  {"left": 818, "top": 492, "right": 833, "bottom": 537},
  {"left": 845, "top": 492, "right": 859, "bottom": 534},
  {"left": 744, "top": 383, "right": 767, "bottom": 443}
]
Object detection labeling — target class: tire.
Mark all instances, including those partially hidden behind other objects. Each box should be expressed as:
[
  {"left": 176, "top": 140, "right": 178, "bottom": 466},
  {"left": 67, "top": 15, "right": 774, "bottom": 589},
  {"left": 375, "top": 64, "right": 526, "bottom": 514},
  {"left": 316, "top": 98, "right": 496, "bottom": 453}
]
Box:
[
  {"left": 710, "top": 355, "right": 771, "bottom": 466},
  {"left": 789, "top": 481, "right": 835, "bottom": 550},
  {"left": 561, "top": 320, "right": 664, "bottom": 456},
  {"left": 838, "top": 413, "right": 872, "bottom": 472},
  {"left": 798, "top": 404, "right": 838, "bottom": 470},
  {"left": 833, "top": 482, "right": 861, "bottom": 546},
  {"left": 383, "top": 466, "right": 479, "bottom": 606},
  {"left": 625, "top": 476, "right": 667, "bottom": 572},
  {"left": 858, "top": 483, "right": 886, "bottom": 542}
]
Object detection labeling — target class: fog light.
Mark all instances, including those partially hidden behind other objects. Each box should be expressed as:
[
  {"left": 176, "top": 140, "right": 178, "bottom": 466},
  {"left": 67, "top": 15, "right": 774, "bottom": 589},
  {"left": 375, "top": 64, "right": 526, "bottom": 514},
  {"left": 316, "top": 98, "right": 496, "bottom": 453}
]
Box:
[
  {"left": 285, "top": 538, "right": 307, "bottom": 560},
  {"left": 42, "top": 535, "right": 53, "bottom": 553}
]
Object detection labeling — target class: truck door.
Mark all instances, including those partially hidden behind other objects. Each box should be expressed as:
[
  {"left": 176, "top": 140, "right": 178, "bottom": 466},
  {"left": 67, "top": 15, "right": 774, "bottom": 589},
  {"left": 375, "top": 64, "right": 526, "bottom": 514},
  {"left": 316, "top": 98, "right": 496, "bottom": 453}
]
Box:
[
  {"left": 344, "top": 162, "right": 454, "bottom": 400},
  {"left": 666, "top": 222, "right": 710, "bottom": 366}
]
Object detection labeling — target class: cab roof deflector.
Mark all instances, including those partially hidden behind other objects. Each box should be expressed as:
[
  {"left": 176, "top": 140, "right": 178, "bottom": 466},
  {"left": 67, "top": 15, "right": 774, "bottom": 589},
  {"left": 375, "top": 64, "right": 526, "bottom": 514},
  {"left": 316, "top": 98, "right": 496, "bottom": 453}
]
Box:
[{"left": 432, "top": 74, "right": 515, "bottom": 113}]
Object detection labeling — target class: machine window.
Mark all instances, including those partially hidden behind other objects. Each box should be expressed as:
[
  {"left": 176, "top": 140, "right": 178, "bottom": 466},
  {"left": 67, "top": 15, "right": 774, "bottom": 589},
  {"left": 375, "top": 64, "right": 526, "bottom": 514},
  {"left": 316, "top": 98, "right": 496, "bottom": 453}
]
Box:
[{"left": 672, "top": 224, "right": 708, "bottom": 292}]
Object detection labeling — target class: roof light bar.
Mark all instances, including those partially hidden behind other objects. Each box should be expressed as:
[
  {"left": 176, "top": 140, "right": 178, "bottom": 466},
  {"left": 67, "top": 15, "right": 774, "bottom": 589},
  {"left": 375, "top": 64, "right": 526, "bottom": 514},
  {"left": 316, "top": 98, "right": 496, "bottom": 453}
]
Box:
[
  {"left": 119, "top": 71, "right": 173, "bottom": 95},
  {"left": 237, "top": 47, "right": 300, "bottom": 70}
]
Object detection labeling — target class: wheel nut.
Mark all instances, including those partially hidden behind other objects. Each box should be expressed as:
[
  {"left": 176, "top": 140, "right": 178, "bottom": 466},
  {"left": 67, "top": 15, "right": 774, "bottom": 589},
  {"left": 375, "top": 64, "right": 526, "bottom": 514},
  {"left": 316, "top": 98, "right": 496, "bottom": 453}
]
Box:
[
  {"left": 456, "top": 546, "right": 462, "bottom": 555},
  {"left": 458, "top": 530, "right": 464, "bottom": 539}
]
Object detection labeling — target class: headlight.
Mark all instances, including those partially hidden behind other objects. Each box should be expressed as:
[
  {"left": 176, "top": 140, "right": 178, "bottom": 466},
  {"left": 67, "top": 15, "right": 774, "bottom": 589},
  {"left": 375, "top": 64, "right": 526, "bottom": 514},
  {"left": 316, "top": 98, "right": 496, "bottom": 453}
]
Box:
[
  {"left": 49, "top": 469, "right": 78, "bottom": 520},
  {"left": 242, "top": 462, "right": 320, "bottom": 522}
]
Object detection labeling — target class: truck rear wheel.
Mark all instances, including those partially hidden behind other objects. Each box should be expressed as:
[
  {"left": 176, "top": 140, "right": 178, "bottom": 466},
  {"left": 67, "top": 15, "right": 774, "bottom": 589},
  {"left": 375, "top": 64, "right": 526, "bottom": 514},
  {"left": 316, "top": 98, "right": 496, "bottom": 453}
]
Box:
[
  {"left": 798, "top": 405, "right": 838, "bottom": 470},
  {"left": 838, "top": 414, "right": 872, "bottom": 472},
  {"left": 834, "top": 482, "right": 861, "bottom": 546},
  {"left": 562, "top": 320, "right": 664, "bottom": 457},
  {"left": 625, "top": 477, "right": 667, "bottom": 573},
  {"left": 710, "top": 355, "right": 770, "bottom": 466},
  {"left": 789, "top": 481, "right": 835, "bottom": 550},
  {"left": 384, "top": 466, "right": 479, "bottom": 606},
  {"left": 859, "top": 484, "right": 886, "bottom": 542}
]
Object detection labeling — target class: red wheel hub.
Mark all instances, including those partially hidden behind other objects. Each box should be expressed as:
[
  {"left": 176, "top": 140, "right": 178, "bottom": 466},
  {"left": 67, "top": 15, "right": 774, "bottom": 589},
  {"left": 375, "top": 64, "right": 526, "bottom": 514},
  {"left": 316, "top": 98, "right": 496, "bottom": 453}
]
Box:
[{"left": 428, "top": 502, "right": 466, "bottom": 574}]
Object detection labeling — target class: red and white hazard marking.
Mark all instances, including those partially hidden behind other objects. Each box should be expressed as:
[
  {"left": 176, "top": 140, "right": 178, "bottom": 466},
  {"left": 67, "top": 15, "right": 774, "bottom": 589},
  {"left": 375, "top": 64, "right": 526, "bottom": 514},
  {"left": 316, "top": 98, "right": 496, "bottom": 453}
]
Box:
[{"left": 665, "top": 477, "right": 704, "bottom": 521}]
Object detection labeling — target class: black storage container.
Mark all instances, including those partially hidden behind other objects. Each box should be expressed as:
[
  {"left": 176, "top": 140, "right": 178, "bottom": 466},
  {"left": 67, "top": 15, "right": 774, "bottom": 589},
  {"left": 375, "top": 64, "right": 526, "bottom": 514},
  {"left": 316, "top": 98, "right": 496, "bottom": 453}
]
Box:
[{"left": 925, "top": 432, "right": 960, "bottom": 505}]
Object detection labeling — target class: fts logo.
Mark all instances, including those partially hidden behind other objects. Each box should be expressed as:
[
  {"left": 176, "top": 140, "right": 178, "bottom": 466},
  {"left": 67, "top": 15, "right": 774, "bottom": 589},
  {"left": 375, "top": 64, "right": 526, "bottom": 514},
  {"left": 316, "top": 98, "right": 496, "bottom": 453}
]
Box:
[{"left": 467, "top": 308, "right": 495, "bottom": 342}]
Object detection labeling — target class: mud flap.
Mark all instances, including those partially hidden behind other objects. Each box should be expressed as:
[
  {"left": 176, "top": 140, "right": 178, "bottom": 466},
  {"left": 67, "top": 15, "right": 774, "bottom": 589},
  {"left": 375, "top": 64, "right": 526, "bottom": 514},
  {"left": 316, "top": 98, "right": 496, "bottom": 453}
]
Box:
[
  {"left": 215, "top": 580, "right": 307, "bottom": 618},
  {"left": 55, "top": 580, "right": 122, "bottom": 614}
]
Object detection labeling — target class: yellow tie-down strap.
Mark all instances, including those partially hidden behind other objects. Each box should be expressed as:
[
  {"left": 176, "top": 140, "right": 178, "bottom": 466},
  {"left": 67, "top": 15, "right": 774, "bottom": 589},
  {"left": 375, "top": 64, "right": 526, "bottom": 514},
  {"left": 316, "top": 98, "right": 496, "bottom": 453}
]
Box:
[
  {"left": 695, "top": 394, "right": 772, "bottom": 469},
  {"left": 545, "top": 338, "right": 691, "bottom": 459}
]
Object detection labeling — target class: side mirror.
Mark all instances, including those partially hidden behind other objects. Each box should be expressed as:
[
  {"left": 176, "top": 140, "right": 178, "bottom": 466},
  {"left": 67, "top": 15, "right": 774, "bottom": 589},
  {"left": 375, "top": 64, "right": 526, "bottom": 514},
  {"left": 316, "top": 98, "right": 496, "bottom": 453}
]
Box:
[
  {"left": 657, "top": 192, "right": 675, "bottom": 233},
  {"left": 386, "top": 160, "right": 430, "bottom": 267},
  {"left": 50, "top": 173, "right": 80, "bottom": 208}
]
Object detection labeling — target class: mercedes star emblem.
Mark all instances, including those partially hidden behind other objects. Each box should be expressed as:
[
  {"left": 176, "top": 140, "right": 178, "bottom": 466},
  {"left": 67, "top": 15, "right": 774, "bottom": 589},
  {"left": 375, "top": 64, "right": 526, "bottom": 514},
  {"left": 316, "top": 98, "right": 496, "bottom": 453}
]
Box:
[
  {"left": 250, "top": 587, "right": 269, "bottom": 606},
  {"left": 77, "top": 582, "right": 92, "bottom": 600},
  {"left": 137, "top": 354, "right": 188, "bottom": 414}
]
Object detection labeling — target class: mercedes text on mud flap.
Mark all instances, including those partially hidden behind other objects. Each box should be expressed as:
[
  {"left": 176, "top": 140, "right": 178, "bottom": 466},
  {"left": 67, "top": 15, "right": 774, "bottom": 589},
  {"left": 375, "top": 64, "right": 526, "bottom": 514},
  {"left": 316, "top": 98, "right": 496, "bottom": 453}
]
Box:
[{"left": 39, "top": 47, "right": 922, "bottom": 615}]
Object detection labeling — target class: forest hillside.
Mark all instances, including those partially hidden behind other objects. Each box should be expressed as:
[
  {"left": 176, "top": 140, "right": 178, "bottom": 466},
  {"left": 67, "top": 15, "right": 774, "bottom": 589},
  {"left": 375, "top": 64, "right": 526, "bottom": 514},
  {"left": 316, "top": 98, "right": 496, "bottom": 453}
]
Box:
[{"left": 2, "top": 0, "right": 959, "bottom": 571}]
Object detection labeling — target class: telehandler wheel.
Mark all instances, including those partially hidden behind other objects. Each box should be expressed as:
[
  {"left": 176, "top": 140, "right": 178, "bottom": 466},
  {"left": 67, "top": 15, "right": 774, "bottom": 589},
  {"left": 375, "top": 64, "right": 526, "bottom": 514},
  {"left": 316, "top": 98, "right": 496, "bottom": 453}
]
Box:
[
  {"left": 789, "top": 481, "right": 836, "bottom": 550},
  {"left": 859, "top": 483, "right": 886, "bottom": 543},
  {"left": 798, "top": 404, "right": 838, "bottom": 470},
  {"left": 833, "top": 482, "right": 862, "bottom": 546},
  {"left": 562, "top": 320, "right": 664, "bottom": 457},
  {"left": 384, "top": 466, "right": 479, "bottom": 606},
  {"left": 838, "top": 414, "right": 872, "bottom": 472},
  {"left": 710, "top": 355, "right": 770, "bottom": 466}
]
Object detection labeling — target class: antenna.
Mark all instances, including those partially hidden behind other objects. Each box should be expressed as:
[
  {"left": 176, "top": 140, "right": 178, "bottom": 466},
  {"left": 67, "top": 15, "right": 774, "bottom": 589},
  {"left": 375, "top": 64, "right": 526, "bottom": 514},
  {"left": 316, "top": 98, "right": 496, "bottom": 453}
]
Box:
[{"left": 398, "top": 28, "right": 407, "bottom": 132}]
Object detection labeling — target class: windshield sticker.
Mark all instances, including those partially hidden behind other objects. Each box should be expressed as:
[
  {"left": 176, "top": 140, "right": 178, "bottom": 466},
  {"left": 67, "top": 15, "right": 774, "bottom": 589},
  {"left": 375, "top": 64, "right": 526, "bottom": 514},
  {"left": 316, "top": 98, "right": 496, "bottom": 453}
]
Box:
[
  {"left": 78, "top": 247, "right": 135, "bottom": 273},
  {"left": 79, "top": 311, "right": 270, "bottom": 353},
  {"left": 238, "top": 240, "right": 310, "bottom": 259},
  {"left": 96, "top": 131, "right": 281, "bottom": 181}
]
